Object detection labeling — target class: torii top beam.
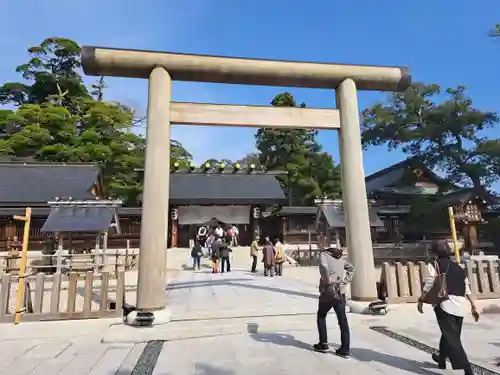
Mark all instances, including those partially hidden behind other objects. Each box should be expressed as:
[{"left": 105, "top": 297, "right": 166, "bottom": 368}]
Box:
[{"left": 81, "top": 47, "right": 411, "bottom": 92}]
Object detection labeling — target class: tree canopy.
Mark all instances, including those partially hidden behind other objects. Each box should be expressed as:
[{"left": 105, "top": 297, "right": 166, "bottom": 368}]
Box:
[
  {"left": 0, "top": 37, "right": 192, "bottom": 204},
  {"left": 361, "top": 83, "right": 500, "bottom": 190},
  {"left": 255, "top": 92, "right": 342, "bottom": 205}
]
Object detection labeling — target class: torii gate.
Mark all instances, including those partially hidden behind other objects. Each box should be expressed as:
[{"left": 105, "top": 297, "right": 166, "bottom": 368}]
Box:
[{"left": 82, "top": 47, "right": 411, "bottom": 324}]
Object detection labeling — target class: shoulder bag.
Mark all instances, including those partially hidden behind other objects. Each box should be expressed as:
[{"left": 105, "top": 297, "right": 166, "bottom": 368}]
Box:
[{"left": 421, "top": 260, "right": 450, "bottom": 305}]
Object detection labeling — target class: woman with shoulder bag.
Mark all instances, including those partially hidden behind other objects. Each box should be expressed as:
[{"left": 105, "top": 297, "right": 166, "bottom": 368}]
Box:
[{"left": 417, "top": 240, "right": 479, "bottom": 375}]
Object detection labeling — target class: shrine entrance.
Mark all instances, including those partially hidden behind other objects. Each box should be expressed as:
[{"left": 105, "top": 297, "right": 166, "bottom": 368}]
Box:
[{"left": 81, "top": 47, "right": 411, "bottom": 317}]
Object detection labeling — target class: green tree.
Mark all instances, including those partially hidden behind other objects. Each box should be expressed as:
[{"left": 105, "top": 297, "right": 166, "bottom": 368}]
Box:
[
  {"left": 0, "top": 37, "right": 193, "bottom": 204},
  {"left": 201, "top": 158, "right": 233, "bottom": 167},
  {"left": 255, "top": 92, "right": 341, "bottom": 205},
  {"left": 361, "top": 83, "right": 500, "bottom": 190},
  {"left": 235, "top": 153, "right": 260, "bottom": 167}
]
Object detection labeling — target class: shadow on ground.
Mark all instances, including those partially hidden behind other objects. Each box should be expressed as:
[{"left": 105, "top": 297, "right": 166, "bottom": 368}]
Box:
[
  {"left": 248, "top": 332, "right": 441, "bottom": 375},
  {"left": 166, "top": 278, "right": 317, "bottom": 299}
]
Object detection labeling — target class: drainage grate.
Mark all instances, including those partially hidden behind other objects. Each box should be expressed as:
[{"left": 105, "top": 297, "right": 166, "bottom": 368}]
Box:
[
  {"left": 130, "top": 340, "right": 164, "bottom": 375},
  {"left": 370, "top": 326, "right": 500, "bottom": 375}
]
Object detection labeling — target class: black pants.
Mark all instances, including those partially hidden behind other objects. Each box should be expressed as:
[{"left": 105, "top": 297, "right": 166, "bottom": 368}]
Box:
[
  {"left": 251, "top": 255, "right": 257, "bottom": 272},
  {"left": 434, "top": 306, "right": 472, "bottom": 371},
  {"left": 221, "top": 256, "right": 231, "bottom": 273},
  {"left": 275, "top": 262, "right": 283, "bottom": 276},
  {"left": 264, "top": 265, "right": 274, "bottom": 276},
  {"left": 192, "top": 256, "right": 201, "bottom": 269},
  {"left": 317, "top": 295, "right": 350, "bottom": 352}
]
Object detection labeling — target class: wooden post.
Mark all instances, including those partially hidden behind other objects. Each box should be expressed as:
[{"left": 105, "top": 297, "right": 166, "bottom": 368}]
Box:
[
  {"left": 94, "top": 233, "right": 100, "bottom": 273},
  {"left": 13, "top": 207, "right": 32, "bottom": 325},
  {"left": 56, "top": 234, "right": 64, "bottom": 273},
  {"left": 171, "top": 217, "right": 178, "bottom": 248},
  {"left": 448, "top": 207, "right": 460, "bottom": 262},
  {"left": 281, "top": 216, "right": 287, "bottom": 244}
]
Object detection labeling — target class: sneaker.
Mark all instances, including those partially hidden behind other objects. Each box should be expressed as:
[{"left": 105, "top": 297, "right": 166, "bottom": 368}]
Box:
[
  {"left": 313, "top": 342, "right": 329, "bottom": 353},
  {"left": 335, "top": 349, "right": 350, "bottom": 359}
]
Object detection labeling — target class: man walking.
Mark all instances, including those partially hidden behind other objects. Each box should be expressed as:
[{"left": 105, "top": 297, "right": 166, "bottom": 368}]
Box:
[
  {"left": 313, "top": 247, "right": 354, "bottom": 358},
  {"left": 250, "top": 236, "right": 260, "bottom": 273}
]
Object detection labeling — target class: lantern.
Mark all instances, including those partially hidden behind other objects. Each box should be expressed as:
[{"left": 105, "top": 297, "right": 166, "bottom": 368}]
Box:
[{"left": 253, "top": 207, "right": 261, "bottom": 219}]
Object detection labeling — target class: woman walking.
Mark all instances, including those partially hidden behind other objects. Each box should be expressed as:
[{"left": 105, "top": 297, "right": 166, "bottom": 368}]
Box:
[{"left": 418, "top": 240, "right": 479, "bottom": 375}]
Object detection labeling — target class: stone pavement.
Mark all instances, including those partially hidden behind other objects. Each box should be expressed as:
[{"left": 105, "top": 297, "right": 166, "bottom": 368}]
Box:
[{"left": 2, "top": 266, "right": 500, "bottom": 374}]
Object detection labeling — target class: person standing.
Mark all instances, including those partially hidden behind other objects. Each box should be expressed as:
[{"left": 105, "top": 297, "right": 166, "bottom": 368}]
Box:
[
  {"left": 314, "top": 247, "right": 354, "bottom": 358},
  {"left": 215, "top": 225, "right": 224, "bottom": 239},
  {"left": 230, "top": 224, "right": 239, "bottom": 246},
  {"left": 191, "top": 240, "right": 202, "bottom": 270},
  {"left": 274, "top": 237, "right": 285, "bottom": 276},
  {"left": 418, "top": 240, "right": 478, "bottom": 375},
  {"left": 262, "top": 237, "right": 275, "bottom": 277},
  {"left": 220, "top": 239, "right": 232, "bottom": 273},
  {"left": 250, "top": 236, "right": 260, "bottom": 273},
  {"left": 211, "top": 238, "right": 221, "bottom": 273}
]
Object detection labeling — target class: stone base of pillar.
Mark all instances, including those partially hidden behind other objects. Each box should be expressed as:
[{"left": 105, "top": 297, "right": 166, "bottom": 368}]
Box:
[
  {"left": 124, "top": 308, "right": 172, "bottom": 327},
  {"left": 347, "top": 300, "right": 387, "bottom": 315}
]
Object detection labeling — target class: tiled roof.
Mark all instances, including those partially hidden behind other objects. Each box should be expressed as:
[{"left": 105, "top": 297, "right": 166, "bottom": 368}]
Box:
[
  {"left": 275, "top": 206, "right": 317, "bottom": 216},
  {"left": 434, "top": 188, "right": 500, "bottom": 209},
  {"left": 169, "top": 173, "right": 286, "bottom": 204},
  {"left": 41, "top": 206, "right": 114, "bottom": 232},
  {"left": 318, "top": 204, "right": 384, "bottom": 228},
  {"left": 0, "top": 163, "right": 101, "bottom": 203}
]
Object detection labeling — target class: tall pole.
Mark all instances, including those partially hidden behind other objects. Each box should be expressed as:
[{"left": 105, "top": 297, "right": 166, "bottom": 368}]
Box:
[
  {"left": 336, "top": 79, "right": 377, "bottom": 301},
  {"left": 136, "top": 67, "right": 171, "bottom": 312},
  {"left": 448, "top": 207, "right": 460, "bottom": 262},
  {"left": 14, "top": 207, "right": 32, "bottom": 324}
]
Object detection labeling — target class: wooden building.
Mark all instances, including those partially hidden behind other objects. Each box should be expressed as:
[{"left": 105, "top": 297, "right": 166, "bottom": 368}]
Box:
[
  {"left": 264, "top": 158, "right": 499, "bottom": 249},
  {"left": 164, "top": 169, "right": 287, "bottom": 247},
  {"left": 364, "top": 158, "right": 452, "bottom": 242},
  {"left": 0, "top": 162, "right": 114, "bottom": 250},
  {"left": 315, "top": 199, "right": 384, "bottom": 247}
]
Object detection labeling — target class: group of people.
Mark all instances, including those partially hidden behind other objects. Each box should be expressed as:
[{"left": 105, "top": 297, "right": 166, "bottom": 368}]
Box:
[
  {"left": 314, "top": 239, "right": 480, "bottom": 373},
  {"left": 191, "top": 223, "right": 239, "bottom": 273},
  {"left": 249, "top": 235, "right": 285, "bottom": 276},
  {"left": 197, "top": 223, "right": 240, "bottom": 250},
  {"left": 192, "top": 225, "right": 478, "bottom": 372}
]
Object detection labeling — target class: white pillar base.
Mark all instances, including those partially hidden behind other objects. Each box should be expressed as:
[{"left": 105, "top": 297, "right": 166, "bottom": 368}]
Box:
[
  {"left": 347, "top": 300, "right": 387, "bottom": 315},
  {"left": 124, "top": 308, "right": 172, "bottom": 327}
]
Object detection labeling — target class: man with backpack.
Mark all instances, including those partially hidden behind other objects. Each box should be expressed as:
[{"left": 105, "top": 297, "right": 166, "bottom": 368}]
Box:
[{"left": 313, "top": 247, "right": 355, "bottom": 358}]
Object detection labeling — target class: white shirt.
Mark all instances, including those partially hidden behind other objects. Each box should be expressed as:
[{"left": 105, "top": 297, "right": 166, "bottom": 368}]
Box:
[
  {"left": 231, "top": 226, "right": 239, "bottom": 235},
  {"left": 215, "top": 227, "right": 223, "bottom": 237},
  {"left": 423, "top": 263, "right": 471, "bottom": 317}
]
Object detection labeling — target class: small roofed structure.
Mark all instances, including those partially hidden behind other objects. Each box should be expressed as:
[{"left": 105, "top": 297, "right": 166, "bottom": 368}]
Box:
[
  {"left": 41, "top": 198, "right": 122, "bottom": 273},
  {"left": 315, "top": 199, "right": 384, "bottom": 249},
  {"left": 0, "top": 161, "right": 105, "bottom": 252},
  {"left": 433, "top": 188, "right": 500, "bottom": 255}
]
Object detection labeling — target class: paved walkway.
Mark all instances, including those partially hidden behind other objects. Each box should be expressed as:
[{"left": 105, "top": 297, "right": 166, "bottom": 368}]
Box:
[{"left": 2, "top": 267, "right": 500, "bottom": 374}]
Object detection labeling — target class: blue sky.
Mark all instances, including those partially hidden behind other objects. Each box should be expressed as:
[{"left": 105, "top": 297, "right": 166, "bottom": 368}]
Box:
[{"left": 1, "top": 0, "right": 500, "bottom": 183}]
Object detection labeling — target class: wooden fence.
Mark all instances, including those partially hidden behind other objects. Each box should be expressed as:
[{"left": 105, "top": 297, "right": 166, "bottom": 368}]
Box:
[
  {"left": 0, "top": 271, "right": 125, "bottom": 323},
  {"left": 381, "top": 260, "right": 500, "bottom": 303}
]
